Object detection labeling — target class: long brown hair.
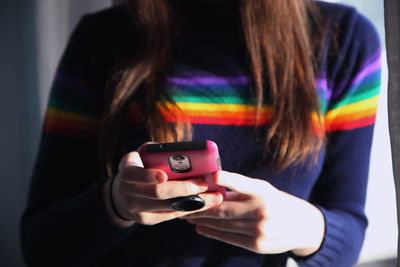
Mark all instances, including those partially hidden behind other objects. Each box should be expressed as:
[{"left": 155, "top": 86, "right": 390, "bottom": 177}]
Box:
[{"left": 100, "top": 0, "right": 324, "bottom": 177}]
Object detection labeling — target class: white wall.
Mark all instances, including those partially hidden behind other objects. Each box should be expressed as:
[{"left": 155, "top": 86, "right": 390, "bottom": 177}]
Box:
[{"left": 1, "top": 1, "right": 39, "bottom": 266}]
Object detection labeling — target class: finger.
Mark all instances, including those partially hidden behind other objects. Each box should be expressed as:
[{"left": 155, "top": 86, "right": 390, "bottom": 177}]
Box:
[
  {"left": 119, "top": 151, "right": 166, "bottom": 184},
  {"left": 214, "top": 171, "right": 271, "bottom": 195},
  {"left": 121, "top": 178, "right": 209, "bottom": 200},
  {"left": 125, "top": 191, "right": 224, "bottom": 216},
  {"left": 225, "top": 191, "right": 249, "bottom": 201},
  {"left": 124, "top": 196, "right": 175, "bottom": 212},
  {"left": 119, "top": 151, "right": 144, "bottom": 169},
  {"left": 120, "top": 165, "right": 167, "bottom": 184},
  {"left": 195, "top": 225, "right": 257, "bottom": 253},
  {"left": 181, "top": 200, "right": 255, "bottom": 219},
  {"left": 173, "top": 191, "right": 224, "bottom": 215},
  {"left": 134, "top": 192, "right": 224, "bottom": 225},
  {"left": 186, "top": 218, "right": 256, "bottom": 236}
]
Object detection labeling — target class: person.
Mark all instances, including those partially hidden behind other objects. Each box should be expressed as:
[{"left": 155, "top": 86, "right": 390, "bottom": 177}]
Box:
[{"left": 20, "top": 0, "right": 381, "bottom": 266}]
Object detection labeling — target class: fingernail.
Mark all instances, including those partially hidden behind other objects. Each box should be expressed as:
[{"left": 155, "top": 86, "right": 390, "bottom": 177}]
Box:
[
  {"left": 154, "top": 173, "right": 165, "bottom": 183},
  {"left": 196, "top": 226, "right": 205, "bottom": 235},
  {"left": 199, "top": 185, "right": 208, "bottom": 192},
  {"left": 210, "top": 193, "right": 224, "bottom": 205}
]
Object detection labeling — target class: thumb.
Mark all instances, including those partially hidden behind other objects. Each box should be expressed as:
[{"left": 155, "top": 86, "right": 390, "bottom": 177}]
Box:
[
  {"left": 214, "top": 171, "right": 272, "bottom": 196},
  {"left": 118, "top": 151, "right": 167, "bottom": 184},
  {"left": 119, "top": 151, "right": 144, "bottom": 169}
]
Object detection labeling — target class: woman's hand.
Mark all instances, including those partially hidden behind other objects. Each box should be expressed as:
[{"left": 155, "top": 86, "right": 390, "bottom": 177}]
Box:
[
  {"left": 103, "top": 151, "right": 224, "bottom": 228},
  {"left": 181, "top": 171, "right": 325, "bottom": 257}
]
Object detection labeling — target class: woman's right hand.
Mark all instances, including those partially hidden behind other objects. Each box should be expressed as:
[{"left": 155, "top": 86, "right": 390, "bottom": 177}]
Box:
[{"left": 103, "top": 151, "right": 224, "bottom": 228}]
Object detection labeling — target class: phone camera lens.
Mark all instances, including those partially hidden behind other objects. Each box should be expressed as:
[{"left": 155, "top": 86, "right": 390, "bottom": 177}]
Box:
[
  {"left": 160, "top": 144, "right": 166, "bottom": 150},
  {"left": 169, "top": 154, "right": 191, "bottom": 173},
  {"left": 172, "top": 155, "right": 185, "bottom": 161}
]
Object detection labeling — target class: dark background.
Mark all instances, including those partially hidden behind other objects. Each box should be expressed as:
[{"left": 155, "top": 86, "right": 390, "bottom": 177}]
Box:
[{"left": 0, "top": 0, "right": 39, "bottom": 266}]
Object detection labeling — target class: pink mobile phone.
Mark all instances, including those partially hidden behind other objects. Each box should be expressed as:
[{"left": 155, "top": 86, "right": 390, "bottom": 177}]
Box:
[{"left": 138, "top": 140, "right": 225, "bottom": 211}]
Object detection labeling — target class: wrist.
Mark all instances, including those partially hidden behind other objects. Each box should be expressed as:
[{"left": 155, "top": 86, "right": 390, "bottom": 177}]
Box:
[
  {"left": 102, "top": 179, "right": 136, "bottom": 228},
  {"left": 291, "top": 199, "right": 325, "bottom": 257}
]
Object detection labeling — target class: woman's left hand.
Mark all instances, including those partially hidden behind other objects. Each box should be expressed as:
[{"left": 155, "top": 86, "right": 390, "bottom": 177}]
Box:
[{"left": 182, "top": 171, "right": 325, "bottom": 256}]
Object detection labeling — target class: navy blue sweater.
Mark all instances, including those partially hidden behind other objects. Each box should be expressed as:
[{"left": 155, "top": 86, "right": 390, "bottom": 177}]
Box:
[{"left": 21, "top": 1, "right": 381, "bottom": 266}]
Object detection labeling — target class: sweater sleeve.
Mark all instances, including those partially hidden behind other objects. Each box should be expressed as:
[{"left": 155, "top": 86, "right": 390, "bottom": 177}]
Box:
[
  {"left": 292, "top": 9, "right": 381, "bottom": 267},
  {"left": 20, "top": 15, "right": 136, "bottom": 267}
]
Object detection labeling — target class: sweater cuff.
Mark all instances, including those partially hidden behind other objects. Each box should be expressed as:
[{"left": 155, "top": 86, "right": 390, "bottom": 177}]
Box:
[
  {"left": 290, "top": 205, "right": 346, "bottom": 266},
  {"left": 64, "top": 180, "right": 137, "bottom": 265}
]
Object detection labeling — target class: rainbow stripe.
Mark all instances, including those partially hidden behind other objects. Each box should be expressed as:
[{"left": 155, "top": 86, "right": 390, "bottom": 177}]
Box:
[
  {"left": 44, "top": 107, "right": 99, "bottom": 137},
  {"left": 160, "top": 55, "right": 379, "bottom": 132},
  {"left": 164, "top": 72, "right": 269, "bottom": 126},
  {"left": 45, "top": 52, "right": 381, "bottom": 137},
  {"left": 323, "top": 54, "right": 381, "bottom": 131},
  {"left": 159, "top": 102, "right": 273, "bottom": 126},
  {"left": 43, "top": 72, "right": 101, "bottom": 138}
]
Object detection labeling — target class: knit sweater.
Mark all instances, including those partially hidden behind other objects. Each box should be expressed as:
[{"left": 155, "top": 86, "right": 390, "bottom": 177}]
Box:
[{"left": 21, "top": 1, "right": 381, "bottom": 266}]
